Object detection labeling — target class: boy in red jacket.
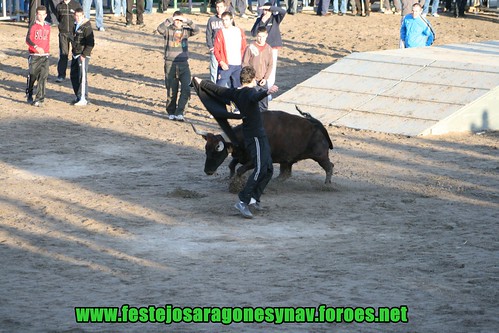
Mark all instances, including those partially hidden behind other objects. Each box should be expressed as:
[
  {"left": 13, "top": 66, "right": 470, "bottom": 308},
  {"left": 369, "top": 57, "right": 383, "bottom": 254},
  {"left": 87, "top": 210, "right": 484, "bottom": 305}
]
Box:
[{"left": 25, "top": 5, "right": 51, "bottom": 107}]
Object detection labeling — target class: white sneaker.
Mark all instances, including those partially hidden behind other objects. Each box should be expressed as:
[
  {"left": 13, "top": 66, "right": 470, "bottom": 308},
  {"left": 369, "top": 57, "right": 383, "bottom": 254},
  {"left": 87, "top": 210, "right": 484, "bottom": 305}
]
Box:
[
  {"left": 55, "top": 77, "right": 64, "bottom": 83},
  {"left": 168, "top": 114, "right": 175, "bottom": 120},
  {"left": 175, "top": 115, "right": 185, "bottom": 122},
  {"left": 74, "top": 99, "right": 88, "bottom": 106},
  {"left": 98, "top": 27, "right": 105, "bottom": 32},
  {"left": 432, "top": 13, "right": 440, "bottom": 17}
]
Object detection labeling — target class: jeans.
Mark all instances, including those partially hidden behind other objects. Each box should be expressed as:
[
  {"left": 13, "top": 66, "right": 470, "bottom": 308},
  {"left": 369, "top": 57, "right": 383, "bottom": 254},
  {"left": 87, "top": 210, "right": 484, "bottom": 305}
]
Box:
[
  {"left": 333, "top": 0, "right": 347, "bottom": 13},
  {"left": 145, "top": 0, "right": 153, "bottom": 12},
  {"left": 209, "top": 52, "right": 218, "bottom": 83},
  {"left": 423, "top": 0, "right": 439, "bottom": 14},
  {"left": 216, "top": 64, "right": 242, "bottom": 89},
  {"left": 114, "top": 0, "right": 126, "bottom": 15},
  {"left": 82, "top": 0, "right": 104, "bottom": 29}
]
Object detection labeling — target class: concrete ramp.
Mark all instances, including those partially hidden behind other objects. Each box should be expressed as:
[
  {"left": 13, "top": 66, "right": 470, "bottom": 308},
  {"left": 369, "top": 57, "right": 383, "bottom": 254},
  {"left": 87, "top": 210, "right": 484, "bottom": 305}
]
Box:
[{"left": 270, "top": 40, "right": 499, "bottom": 136}]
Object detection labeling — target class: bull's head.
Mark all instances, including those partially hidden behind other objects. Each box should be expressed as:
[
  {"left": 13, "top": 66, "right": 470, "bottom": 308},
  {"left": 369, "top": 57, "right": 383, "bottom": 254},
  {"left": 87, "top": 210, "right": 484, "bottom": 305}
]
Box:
[{"left": 191, "top": 123, "right": 232, "bottom": 175}]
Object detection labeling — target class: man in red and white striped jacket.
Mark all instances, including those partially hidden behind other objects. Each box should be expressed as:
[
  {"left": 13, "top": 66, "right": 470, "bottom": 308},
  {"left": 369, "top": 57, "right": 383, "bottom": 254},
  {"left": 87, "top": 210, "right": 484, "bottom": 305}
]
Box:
[{"left": 25, "top": 5, "right": 51, "bottom": 107}]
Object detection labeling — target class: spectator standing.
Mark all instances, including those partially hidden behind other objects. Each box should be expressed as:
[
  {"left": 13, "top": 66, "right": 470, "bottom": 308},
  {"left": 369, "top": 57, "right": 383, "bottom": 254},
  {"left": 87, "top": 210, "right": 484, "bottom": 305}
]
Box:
[
  {"left": 422, "top": 0, "right": 440, "bottom": 17},
  {"left": 354, "top": 0, "right": 370, "bottom": 16},
  {"left": 114, "top": 0, "right": 126, "bottom": 16},
  {"left": 214, "top": 11, "right": 247, "bottom": 88},
  {"left": 454, "top": 0, "right": 466, "bottom": 17},
  {"left": 242, "top": 26, "right": 273, "bottom": 111},
  {"left": 400, "top": 2, "right": 435, "bottom": 48},
  {"left": 82, "top": 0, "right": 105, "bottom": 31},
  {"left": 206, "top": 0, "right": 227, "bottom": 83},
  {"left": 332, "top": 0, "right": 347, "bottom": 15},
  {"left": 55, "top": 0, "right": 82, "bottom": 82},
  {"left": 316, "top": 0, "right": 331, "bottom": 15},
  {"left": 70, "top": 7, "right": 94, "bottom": 106},
  {"left": 156, "top": 11, "right": 199, "bottom": 121},
  {"left": 287, "top": 0, "right": 298, "bottom": 14},
  {"left": 25, "top": 5, "right": 51, "bottom": 107},
  {"left": 126, "top": 0, "right": 145, "bottom": 27},
  {"left": 251, "top": 2, "right": 285, "bottom": 98}
]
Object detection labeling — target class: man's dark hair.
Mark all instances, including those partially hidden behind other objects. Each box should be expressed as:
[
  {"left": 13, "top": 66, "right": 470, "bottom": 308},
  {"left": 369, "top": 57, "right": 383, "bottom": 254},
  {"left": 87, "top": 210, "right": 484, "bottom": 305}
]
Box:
[
  {"left": 215, "top": 0, "right": 225, "bottom": 4},
  {"left": 36, "top": 5, "right": 47, "bottom": 12},
  {"left": 74, "top": 7, "right": 84, "bottom": 13},
  {"left": 240, "top": 66, "right": 256, "bottom": 85},
  {"left": 257, "top": 26, "right": 267, "bottom": 34},
  {"left": 221, "top": 11, "right": 233, "bottom": 19},
  {"left": 173, "top": 10, "right": 182, "bottom": 17}
]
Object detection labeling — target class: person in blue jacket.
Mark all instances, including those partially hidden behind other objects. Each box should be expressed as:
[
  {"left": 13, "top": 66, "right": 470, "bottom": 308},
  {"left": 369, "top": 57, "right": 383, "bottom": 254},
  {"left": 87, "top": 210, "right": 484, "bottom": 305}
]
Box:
[{"left": 400, "top": 2, "right": 435, "bottom": 48}]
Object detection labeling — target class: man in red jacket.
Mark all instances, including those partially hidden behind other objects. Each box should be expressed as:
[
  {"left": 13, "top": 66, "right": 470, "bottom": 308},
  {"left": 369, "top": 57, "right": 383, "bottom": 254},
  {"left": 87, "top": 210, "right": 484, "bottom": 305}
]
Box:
[
  {"left": 213, "top": 11, "right": 247, "bottom": 89},
  {"left": 26, "top": 6, "right": 51, "bottom": 107}
]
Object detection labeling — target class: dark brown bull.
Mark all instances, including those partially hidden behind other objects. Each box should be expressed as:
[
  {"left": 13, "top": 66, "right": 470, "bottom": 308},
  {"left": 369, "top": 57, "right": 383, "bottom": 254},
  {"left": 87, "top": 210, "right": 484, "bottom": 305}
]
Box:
[{"left": 194, "top": 110, "right": 334, "bottom": 183}]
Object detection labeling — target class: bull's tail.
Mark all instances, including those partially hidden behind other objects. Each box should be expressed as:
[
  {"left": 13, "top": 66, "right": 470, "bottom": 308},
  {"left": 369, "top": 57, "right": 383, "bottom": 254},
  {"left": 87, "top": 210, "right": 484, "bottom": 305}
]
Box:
[{"left": 296, "top": 106, "right": 333, "bottom": 150}]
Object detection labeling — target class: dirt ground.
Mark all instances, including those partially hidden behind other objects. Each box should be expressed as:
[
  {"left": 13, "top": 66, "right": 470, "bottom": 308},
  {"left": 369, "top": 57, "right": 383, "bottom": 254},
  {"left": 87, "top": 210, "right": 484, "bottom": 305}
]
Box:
[{"left": 1, "top": 6, "right": 498, "bottom": 333}]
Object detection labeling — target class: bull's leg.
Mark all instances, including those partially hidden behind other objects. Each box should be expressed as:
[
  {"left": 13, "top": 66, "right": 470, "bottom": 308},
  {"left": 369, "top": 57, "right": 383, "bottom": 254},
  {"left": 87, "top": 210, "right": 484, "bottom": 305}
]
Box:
[
  {"left": 276, "top": 163, "right": 292, "bottom": 181},
  {"left": 317, "top": 158, "right": 334, "bottom": 184},
  {"left": 236, "top": 163, "right": 254, "bottom": 177},
  {"left": 228, "top": 158, "right": 239, "bottom": 178}
]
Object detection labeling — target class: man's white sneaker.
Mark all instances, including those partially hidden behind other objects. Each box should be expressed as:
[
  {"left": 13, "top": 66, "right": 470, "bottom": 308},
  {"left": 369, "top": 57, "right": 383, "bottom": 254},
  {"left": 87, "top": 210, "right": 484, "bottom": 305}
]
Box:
[
  {"left": 74, "top": 99, "right": 88, "bottom": 106},
  {"left": 432, "top": 13, "right": 440, "bottom": 17},
  {"left": 168, "top": 114, "right": 175, "bottom": 120},
  {"left": 234, "top": 201, "right": 253, "bottom": 219},
  {"left": 175, "top": 115, "right": 185, "bottom": 122}
]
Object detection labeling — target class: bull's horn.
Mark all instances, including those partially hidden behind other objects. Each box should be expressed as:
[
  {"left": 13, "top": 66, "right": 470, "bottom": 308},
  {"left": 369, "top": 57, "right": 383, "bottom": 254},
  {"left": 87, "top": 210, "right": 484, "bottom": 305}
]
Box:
[{"left": 189, "top": 122, "right": 208, "bottom": 136}]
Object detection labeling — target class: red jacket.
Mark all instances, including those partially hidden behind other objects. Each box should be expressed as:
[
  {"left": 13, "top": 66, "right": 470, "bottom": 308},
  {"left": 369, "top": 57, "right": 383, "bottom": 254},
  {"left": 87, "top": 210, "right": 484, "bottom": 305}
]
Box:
[
  {"left": 26, "top": 21, "right": 51, "bottom": 55},
  {"left": 213, "top": 27, "right": 246, "bottom": 66}
]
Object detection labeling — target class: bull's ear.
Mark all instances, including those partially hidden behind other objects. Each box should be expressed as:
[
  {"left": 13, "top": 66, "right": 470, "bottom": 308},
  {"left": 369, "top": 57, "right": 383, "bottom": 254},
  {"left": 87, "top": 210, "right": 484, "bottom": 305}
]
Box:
[{"left": 202, "top": 134, "right": 207, "bottom": 141}]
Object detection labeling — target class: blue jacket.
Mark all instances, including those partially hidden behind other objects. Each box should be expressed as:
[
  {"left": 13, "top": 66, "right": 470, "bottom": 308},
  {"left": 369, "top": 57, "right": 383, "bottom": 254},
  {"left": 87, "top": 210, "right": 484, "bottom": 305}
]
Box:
[{"left": 400, "top": 14, "right": 435, "bottom": 48}]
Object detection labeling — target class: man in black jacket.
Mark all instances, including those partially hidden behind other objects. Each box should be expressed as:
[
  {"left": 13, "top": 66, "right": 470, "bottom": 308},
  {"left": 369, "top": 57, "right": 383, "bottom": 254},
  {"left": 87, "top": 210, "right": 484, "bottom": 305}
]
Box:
[
  {"left": 194, "top": 66, "right": 278, "bottom": 219},
  {"left": 56, "top": 0, "right": 82, "bottom": 82},
  {"left": 70, "top": 8, "right": 94, "bottom": 106}
]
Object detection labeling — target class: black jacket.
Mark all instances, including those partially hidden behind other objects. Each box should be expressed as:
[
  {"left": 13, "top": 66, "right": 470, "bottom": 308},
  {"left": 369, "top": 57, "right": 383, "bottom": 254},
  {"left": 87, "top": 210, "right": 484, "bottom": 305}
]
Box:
[
  {"left": 71, "top": 19, "right": 94, "bottom": 58},
  {"left": 56, "top": 0, "right": 82, "bottom": 34}
]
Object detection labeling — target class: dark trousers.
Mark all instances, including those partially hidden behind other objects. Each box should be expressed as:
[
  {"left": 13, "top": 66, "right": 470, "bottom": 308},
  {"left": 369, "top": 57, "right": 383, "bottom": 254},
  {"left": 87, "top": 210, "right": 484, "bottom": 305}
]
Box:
[
  {"left": 164, "top": 61, "right": 191, "bottom": 116},
  {"left": 70, "top": 56, "right": 90, "bottom": 101},
  {"left": 354, "top": 0, "right": 370, "bottom": 14},
  {"left": 26, "top": 55, "right": 49, "bottom": 102},
  {"left": 126, "top": 0, "right": 144, "bottom": 24},
  {"left": 239, "top": 136, "right": 273, "bottom": 204},
  {"left": 29, "top": 0, "right": 42, "bottom": 25},
  {"left": 57, "top": 33, "right": 71, "bottom": 79},
  {"left": 316, "top": 0, "right": 331, "bottom": 15}
]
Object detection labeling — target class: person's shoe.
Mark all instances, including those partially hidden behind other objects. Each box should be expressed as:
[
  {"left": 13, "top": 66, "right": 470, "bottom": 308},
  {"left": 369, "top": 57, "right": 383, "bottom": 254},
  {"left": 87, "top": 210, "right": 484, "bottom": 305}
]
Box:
[
  {"left": 137, "top": 22, "right": 145, "bottom": 27},
  {"left": 125, "top": 23, "right": 132, "bottom": 28},
  {"left": 432, "top": 13, "right": 440, "bottom": 17},
  {"left": 32, "top": 100, "right": 43, "bottom": 107},
  {"left": 249, "top": 198, "right": 263, "bottom": 211},
  {"left": 27, "top": 95, "right": 33, "bottom": 104},
  {"left": 74, "top": 99, "right": 88, "bottom": 106},
  {"left": 97, "top": 27, "right": 105, "bottom": 31},
  {"left": 168, "top": 114, "right": 175, "bottom": 120},
  {"left": 240, "top": 14, "right": 249, "bottom": 18},
  {"left": 55, "top": 77, "right": 64, "bottom": 82},
  {"left": 175, "top": 115, "right": 185, "bottom": 122},
  {"left": 234, "top": 201, "right": 253, "bottom": 219}
]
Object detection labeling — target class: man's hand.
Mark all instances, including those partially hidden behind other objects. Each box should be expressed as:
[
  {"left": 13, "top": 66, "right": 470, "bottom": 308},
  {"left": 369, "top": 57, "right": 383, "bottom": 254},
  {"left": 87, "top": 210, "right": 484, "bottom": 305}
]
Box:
[
  {"left": 219, "top": 61, "right": 229, "bottom": 71},
  {"left": 268, "top": 85, "right": 278, "bottom": 94},
  {"left": 35, "top": 46, "right": 45, "bottom": 54}
]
